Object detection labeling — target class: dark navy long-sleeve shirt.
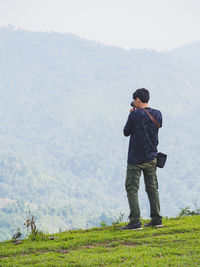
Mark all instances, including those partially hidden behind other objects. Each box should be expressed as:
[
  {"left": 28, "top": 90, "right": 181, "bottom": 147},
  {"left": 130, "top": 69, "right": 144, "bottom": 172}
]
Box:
[{"left": 123, "top": 107, "right": 162, "bottom": 164}]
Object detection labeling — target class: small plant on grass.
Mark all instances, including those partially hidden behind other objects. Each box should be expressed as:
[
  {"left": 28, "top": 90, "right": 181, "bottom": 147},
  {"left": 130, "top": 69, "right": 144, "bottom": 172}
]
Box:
[
  {"left": 112, "top": 212, "right": 125, "bottom": 226},
  {"left": 12, "top": 227, "right": 22, "bottom": 242},
  {"left": 24, "top": 211, "right": 37, "bottom": 236},
  {"left": 24, "top": 211, "right": 47, "bottom": 241},
  {"left": 100, "top": 221, "right": 108, "bottom": 227},
  {"left": 28, "top": 230, "right": 47, "bottom": 241},
  {"left": 178, "top": 206, "right": 200, "bottom": 217}
]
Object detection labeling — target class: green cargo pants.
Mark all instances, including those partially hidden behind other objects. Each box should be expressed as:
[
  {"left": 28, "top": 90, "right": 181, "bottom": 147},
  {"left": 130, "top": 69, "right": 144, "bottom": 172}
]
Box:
[{"left": 125, "top": 158, "right": 162, "bottom": 223}]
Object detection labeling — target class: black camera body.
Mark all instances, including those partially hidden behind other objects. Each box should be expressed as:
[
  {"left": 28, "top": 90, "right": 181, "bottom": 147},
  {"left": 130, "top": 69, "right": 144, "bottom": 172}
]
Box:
[{"left": 130, "top": 101, "right": 135, "bottom": 108}]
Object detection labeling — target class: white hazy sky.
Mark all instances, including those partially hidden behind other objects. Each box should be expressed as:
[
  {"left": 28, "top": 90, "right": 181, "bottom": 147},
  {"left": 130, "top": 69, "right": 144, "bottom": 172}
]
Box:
[{"left": 0, "top": 0, "right": 200, "bottom": 51}]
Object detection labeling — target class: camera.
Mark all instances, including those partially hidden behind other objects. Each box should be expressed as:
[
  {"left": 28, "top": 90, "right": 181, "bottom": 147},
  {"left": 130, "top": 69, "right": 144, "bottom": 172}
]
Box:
[{"left": 130, "top": 101, "right": 135, "bottom": 108}]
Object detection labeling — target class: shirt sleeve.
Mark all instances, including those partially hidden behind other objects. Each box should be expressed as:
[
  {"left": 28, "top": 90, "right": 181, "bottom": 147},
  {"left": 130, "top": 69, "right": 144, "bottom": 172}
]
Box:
[
  {"left": 123, "top": 112, "right": 134, "bottom": 136},
  {"left": 159, "top": 111, "right": 163, "bottom": 128}
]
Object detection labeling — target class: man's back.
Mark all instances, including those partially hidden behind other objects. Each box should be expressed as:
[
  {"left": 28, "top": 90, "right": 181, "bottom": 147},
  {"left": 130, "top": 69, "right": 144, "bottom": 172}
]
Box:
[{"left": 123, "top": 107, "right": 162, "bottom": 164}]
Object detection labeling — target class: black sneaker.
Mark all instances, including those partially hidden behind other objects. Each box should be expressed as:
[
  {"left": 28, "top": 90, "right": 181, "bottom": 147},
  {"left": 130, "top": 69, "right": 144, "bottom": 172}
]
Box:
[
  {"left": 120, "top": 222, "right": 142, "bottom": 230},
  {"left": 144, "top": 219, "right": 163, "bottom": 228}
]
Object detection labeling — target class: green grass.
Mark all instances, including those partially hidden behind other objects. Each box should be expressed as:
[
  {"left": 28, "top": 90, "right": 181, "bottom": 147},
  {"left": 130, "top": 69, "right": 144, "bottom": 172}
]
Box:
[{"left": 0, "top": 215, "right": 200, "bottom": 266}]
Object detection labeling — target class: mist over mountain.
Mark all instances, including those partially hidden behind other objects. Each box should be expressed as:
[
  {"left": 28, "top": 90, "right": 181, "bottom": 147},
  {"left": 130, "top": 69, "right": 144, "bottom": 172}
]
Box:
[{"left": 0, "top": 26, "right": 199, "bottom": 241}]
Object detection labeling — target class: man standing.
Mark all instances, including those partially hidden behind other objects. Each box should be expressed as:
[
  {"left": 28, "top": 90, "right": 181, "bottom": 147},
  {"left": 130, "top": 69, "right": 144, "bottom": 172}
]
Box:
[{"left": 121, "top": 88, "right": 163, "bottom": 230}]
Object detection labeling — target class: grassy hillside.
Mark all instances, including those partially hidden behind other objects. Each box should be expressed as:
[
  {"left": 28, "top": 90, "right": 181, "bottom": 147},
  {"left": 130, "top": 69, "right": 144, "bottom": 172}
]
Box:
[{"left": 0, "top": 215, "right": 200, "bottom": 266}]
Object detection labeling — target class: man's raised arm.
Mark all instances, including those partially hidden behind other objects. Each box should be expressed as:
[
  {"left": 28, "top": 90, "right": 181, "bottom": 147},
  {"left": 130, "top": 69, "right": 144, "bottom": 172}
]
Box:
[{"left": 123, "top": 113, "right": 134, "bottom": 136}]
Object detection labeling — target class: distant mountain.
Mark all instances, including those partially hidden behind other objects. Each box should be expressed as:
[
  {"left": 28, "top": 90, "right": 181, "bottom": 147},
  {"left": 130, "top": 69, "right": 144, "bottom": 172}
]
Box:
[
  {"left": 170, "top": 42, "right": 200, "bottom": 69},
  {"left": 0, "top": 26, "right": 199, "bottom": 241}
]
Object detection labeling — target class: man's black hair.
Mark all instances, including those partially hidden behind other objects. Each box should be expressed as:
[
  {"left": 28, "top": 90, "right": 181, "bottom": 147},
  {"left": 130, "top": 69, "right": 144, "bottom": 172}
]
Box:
[{"left": 133, "top": 88, "right": 150, "bottom": 103}]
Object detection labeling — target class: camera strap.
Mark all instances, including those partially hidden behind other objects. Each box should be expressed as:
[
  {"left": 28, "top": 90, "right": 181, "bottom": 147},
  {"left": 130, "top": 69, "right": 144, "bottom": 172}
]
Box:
[{"left": 143, "top": 108, "right": 161, "bottom": 128}]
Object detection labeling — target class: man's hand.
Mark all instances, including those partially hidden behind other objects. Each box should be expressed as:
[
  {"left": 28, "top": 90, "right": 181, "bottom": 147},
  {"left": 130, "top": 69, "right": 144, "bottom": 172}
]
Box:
[{"left": 129, "top": 107, "right": 137, "bottom": 112}]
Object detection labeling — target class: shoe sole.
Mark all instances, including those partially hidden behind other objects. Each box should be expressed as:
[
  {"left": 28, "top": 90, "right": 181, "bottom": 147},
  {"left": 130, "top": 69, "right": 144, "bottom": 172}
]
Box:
[
  {"left": 132, "top": 227, "right": 143, "bottom": 230},
  {"left": 144, "top": 225, "right": 163, "bottom": 228},
  {"left": 155, "top": 225, "right": 163, "bottom": 228}
]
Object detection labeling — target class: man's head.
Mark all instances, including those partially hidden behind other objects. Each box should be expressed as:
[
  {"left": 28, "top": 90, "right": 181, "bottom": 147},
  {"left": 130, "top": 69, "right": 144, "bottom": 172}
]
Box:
[{"left": 133, "top": 88, "right": 150, "bottom": 108}]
